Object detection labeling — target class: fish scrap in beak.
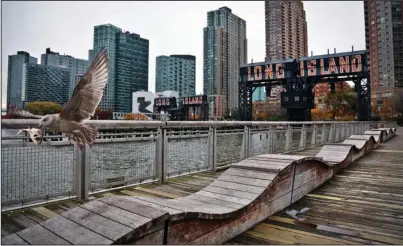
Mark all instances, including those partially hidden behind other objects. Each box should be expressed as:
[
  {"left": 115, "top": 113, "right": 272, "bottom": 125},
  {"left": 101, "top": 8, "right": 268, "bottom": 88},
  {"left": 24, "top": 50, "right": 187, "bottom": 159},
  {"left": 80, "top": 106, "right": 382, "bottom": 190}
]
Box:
[{"left": 18, "top": 127, "right": 43, "bottom": 145}]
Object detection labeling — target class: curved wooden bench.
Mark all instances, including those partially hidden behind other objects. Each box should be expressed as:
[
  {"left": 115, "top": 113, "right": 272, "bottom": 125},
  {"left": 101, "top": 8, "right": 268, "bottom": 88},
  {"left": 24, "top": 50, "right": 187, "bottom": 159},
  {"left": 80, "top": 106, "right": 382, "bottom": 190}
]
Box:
[{"left": 2, "top": 127, "right": 397, "bottom": 245}]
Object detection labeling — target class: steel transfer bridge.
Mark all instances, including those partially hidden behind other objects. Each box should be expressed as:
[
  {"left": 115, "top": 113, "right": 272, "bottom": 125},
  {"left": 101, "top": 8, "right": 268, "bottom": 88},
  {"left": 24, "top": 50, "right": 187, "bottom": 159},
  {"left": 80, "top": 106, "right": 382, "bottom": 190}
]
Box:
[{"left": 239, "top": 50, "right": 371, "bottom": 121}]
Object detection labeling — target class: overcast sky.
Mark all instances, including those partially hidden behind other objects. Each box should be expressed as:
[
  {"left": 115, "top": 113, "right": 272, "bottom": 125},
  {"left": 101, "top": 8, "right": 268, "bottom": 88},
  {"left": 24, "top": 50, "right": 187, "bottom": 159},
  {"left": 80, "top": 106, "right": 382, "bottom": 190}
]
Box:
[{"left": 1, "top": 1, "right": 365, "bottom": 109}]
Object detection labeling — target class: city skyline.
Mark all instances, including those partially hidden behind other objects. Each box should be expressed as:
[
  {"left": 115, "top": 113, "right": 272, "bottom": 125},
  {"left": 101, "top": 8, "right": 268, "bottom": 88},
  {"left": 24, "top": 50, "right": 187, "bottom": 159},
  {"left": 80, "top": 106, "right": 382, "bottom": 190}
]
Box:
[{"left": 2, "top": 1, "right": 366, "bottom": 109}]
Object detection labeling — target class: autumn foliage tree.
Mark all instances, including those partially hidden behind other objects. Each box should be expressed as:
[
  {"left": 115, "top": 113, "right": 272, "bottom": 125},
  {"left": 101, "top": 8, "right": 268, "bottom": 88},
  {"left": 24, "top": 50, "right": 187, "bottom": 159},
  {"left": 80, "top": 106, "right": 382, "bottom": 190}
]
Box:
[
  {"left": 324, "top": 91, "right": 357, "bottom": 120},
  {"left": 390, "top": 88, "right": 403, "bottom": 117},
  {"left": 93, "top": 108, "right": 112, "bottom": 120},
  {"left": 25, "top": 101, "right": 63, "bottom": 115},
  {"left": 124, "top": 113, "right": 149, "bottom": 120}
]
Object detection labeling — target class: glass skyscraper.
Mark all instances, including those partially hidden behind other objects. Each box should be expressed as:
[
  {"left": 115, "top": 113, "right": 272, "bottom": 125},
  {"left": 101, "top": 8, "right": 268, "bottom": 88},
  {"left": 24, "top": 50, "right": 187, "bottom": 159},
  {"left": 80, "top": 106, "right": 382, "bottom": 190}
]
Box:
[
  {"left": 203, "top": 7, "right": 247, "bottom": 118},
  {"left": 155, "top": 55, "right": 196, "bottom": 98},
  {"left": 91, "top": 24, "right": 149, "bottom": 112},
  {"left": 41, "top": 48, "right": 89, "bottom": 98},
  {"left": 21, "top": 64, "right": 70, "bottom": 105},
  {"left": 7, "top": 51, "right": 37, "bottom": 111}
]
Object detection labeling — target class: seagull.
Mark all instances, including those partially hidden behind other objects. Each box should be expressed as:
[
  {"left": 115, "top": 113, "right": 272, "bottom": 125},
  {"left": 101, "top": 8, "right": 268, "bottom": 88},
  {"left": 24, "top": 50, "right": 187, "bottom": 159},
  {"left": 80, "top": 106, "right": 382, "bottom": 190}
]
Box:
[{"left": 13, "top": 48, "right": 109, "bottom": 150}]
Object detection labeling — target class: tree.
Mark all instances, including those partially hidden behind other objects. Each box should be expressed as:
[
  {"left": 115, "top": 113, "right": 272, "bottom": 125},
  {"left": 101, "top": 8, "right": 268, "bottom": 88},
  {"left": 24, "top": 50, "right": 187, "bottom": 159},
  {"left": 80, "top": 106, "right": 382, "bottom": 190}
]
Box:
[
  {"left": 324, "top": 91, "right": 356, "bottom": 120},
  {"left": 25, "top": 101, "right": 63, "bottom": 115},
  {"left": 93, "top": 108, "right": 112, "bottom": 120},
  {"left": 390, "top": 88, "right": 403, "bottom": 116},
  {"left": 124, "top": 113, "right": 149, "bottom": 120},
  {"left": 254, "top": 111, "right": 268, "bottom": 121}
]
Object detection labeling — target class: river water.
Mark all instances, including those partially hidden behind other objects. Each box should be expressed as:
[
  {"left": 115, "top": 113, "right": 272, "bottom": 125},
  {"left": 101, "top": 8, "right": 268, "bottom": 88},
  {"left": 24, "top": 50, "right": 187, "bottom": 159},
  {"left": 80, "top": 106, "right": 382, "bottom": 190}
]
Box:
[{"left": 1, "top": 128, "right": 295, "bottom": 205}]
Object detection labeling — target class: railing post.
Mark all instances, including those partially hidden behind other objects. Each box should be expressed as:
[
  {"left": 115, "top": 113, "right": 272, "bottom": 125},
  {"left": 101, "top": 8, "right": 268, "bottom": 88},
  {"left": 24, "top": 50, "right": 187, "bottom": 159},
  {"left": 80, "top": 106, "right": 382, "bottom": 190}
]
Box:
[
  {"left": 299, "top": 124, "right": 306, "bottom": 150},
  {"left": 155, "top": 127, "right": 167, "bottom": 183},
  {"left": 240, "top": 125, "right": 251, "bottom": 159},
  {"left": 208, "top": 127, "right": 217, "bottom": 172},
  {"left": 311, "top": 124, "right": 317, "bottom": 146},
  {"left": 335, "top": 124, "right": 340, "bottom": 141},
  {"left": 267, "top": 126, "right": 273, "bottom": 154},
  {"left": 321, "top": 124, "right": 326, "bottom": 144},
  {"left": 328, "top": 124, "right": 334, "bottom": 142},
  {"left": 341, "top": 123, "right": 346, "bottom": 140},
  {"left": 285, "top": 124, "right": 292, "bottom": 152},
  {"left": 74, "top": 144, "right": 90, "bottom": 201},
  {"left": 357, "top": 123, "right": 360, "bottom": 134}
]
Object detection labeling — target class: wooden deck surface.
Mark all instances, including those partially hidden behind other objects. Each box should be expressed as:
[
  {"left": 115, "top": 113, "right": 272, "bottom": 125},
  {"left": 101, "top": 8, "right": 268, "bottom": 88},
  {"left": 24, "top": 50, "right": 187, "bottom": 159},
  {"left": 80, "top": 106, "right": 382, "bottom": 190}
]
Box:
[{"left": 2, "top": 131, "right": 402, "bottom": 245}]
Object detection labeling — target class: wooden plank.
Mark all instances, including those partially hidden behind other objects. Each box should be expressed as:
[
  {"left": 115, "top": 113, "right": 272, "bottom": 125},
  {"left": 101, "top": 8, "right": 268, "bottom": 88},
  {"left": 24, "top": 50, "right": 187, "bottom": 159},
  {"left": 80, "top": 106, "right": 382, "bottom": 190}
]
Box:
[
  {"left": 217, "top": 174, "right": 271, "bottom": 187},
  {"left": 124, "top": 197, "right": 182, "bottom": 214},
  {"left": 210, "top": 180, "right": 266, "bottom": 194},
  {"left": 133, "top": 196, "right": 227, "bottom": 214},
  {"left": 231, "top": 163, "right": 284, "bottom": 173},
  {"left": 17, "top": 224, "right": 70, "bottom": 245},
  {"left": 41, "top": 215, "right": 112, "bottom": 245},
  {"left": 342, "top": 139, "right": 366, "bottom": 149},
  {"left": 1, "top": 215, "right": 24, "bottom": 234},
  {"left": 134, "top": 187, "right": 182, "bottom": 199},
  {"left": 11, "top": 214, "right": 38, "bottom": 229},
  {"left": 31, "top": 206, "right": 58, "bottom": 219},
  {"left": 223, "top": 168, "right": 277, "bottom": 180},
  {"left": 237, "top": 159, "right": 291, "bottom": 168},
  {"left": 80, "top": 200, "right": 150, "bottom": 230},
  {"left": 252, "top": 223, "right": 355, "bottom": 245},
  {"left": 348, "top": 135, "right": 374, "bottom": 141},
  {"left": 61, "top": 206, "right": 132, "bottom": 243},
  {"left": 151, "top": 185, "right": 193, "bottom": 197},
  {"left": 56, "top": 201, "right": 82, "bottom": 211},
  {"left": 239, "top": 158, "right": 292, "bottom": 165},
  {"left": 1, "top": 233, "right": 28, "bottom": 245},
  {"left": 43, "top": 203, "right": 68, "bottom": 215},
  {"left": 202, "top": 185, "right": 260, "bottom": 200},
  {"left": 182, "top": 194, "right": 244, "bottom": 210},
  {"left": 99, "top": 196, "right": 168, "bottom": 219},
  {"left": 195, "top": 190, "right": 252, "bottom": 205},
  {"left": 119, "top": 189, "right": 155, "bottom": 197},
  {"left": 245, "top": 230, "right": 295, "bottom": 244},
  {"left": 251, "top": 154, "right": 309, "bottom": 160},
  {"left": 177, "top": 196, "right": 235, "bottom": 212},
  {"left": 306, "top": 194, "right": 403, "bottom": 210}
]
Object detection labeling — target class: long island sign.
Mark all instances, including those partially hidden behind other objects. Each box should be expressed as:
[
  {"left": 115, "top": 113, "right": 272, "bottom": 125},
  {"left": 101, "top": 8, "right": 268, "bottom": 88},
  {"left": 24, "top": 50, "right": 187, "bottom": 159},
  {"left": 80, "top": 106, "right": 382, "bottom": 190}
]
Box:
[{"left": 240, "top": 50, "right": 367, "bottom": 82}]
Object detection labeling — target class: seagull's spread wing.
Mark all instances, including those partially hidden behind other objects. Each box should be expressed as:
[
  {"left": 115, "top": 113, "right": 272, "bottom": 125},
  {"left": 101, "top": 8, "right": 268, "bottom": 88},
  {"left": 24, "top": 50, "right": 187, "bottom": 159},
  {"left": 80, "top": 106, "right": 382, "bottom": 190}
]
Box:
[
  {"left": 11, "top": 109, "right": 43, "bottom": 119},
  {"left": 59, "top": 48, "right": 108, "bottom": 123}
]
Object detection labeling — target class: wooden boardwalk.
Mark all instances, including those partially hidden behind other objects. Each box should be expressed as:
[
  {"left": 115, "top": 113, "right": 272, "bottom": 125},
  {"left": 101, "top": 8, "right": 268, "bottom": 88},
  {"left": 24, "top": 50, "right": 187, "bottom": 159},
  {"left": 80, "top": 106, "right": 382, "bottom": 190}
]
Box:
[
  {"left": 1, "top": 128, "right": 401, "bottom": 244},
  {"left": 228, "top": 131, "right": 403, "bottom": 245}
]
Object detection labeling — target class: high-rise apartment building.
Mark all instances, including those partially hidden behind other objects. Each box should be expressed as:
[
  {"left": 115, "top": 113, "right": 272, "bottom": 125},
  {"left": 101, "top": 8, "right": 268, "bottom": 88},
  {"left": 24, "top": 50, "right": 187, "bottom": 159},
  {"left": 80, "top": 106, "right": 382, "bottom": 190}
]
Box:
[
  {"left": 21, "top": 64, "right": 70, "bottom": 105},
  {"left": 265, "top": 1, "right": 308, "bottom": 61},
  {"left": 91, "top": 24, "right": 149, "bottom": 112},
  {"left": 6, "top": 51, "right": 38, "bottom": 111},
  {"left": 41, "top": 48, "right": 89, "bottom": 98},
  {"left": 203, "top": 7, "right": 247, "bottom": 118},
  {"left": 155, "top": 55, "right": 196, "bottom": 98},
  {"left": 364, "top": 0, "right": 403, "bottom": 109},
  {"left": 262, "top": 1, "right": 308, "bottom": 117}
]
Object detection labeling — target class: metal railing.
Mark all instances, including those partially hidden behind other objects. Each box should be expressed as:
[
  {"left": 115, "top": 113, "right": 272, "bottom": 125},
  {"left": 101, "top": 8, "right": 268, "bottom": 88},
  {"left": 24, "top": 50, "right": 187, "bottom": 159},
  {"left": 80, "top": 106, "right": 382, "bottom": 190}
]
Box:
[{"left": 1, "top": 120, "right": 397, "bottom": 211}]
